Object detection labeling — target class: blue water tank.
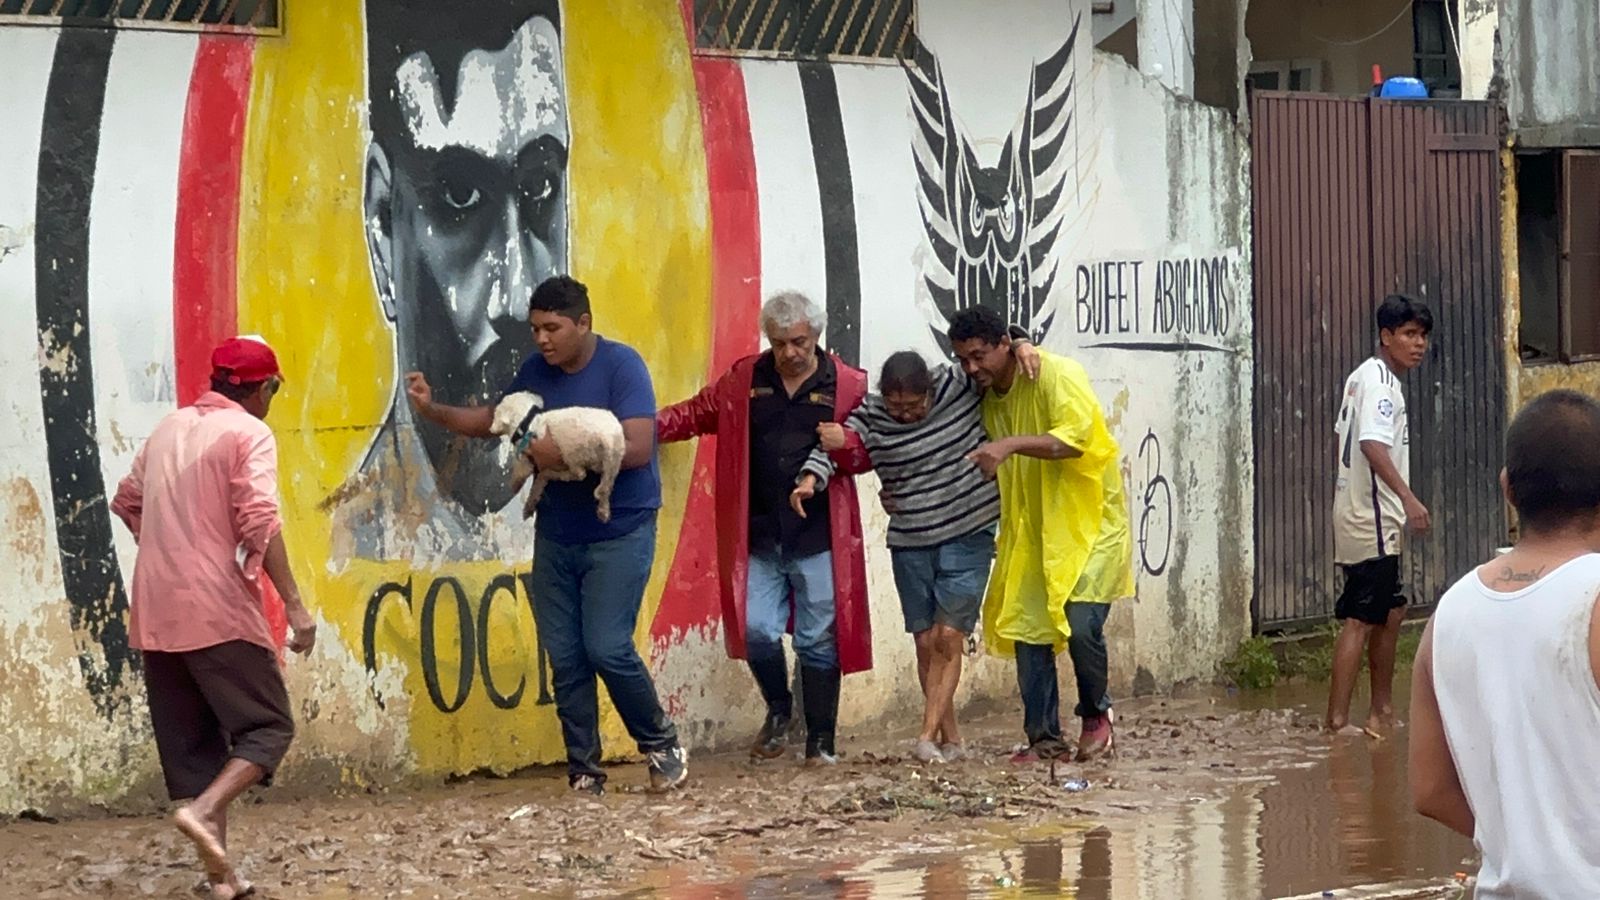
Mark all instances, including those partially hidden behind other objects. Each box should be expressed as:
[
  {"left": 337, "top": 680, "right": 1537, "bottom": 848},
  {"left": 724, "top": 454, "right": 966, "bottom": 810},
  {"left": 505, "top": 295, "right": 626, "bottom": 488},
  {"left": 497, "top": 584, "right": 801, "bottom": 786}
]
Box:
[{"left": 1379, "top": 76, "right": 1430, "bottom": 99}]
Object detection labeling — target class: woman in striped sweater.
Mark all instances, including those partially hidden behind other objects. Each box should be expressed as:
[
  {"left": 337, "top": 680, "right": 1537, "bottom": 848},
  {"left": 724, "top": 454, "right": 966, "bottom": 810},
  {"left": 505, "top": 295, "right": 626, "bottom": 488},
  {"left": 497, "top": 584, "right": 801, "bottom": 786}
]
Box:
[{"left": 792, "top": 343, "right": 1037, "bottom": 763}]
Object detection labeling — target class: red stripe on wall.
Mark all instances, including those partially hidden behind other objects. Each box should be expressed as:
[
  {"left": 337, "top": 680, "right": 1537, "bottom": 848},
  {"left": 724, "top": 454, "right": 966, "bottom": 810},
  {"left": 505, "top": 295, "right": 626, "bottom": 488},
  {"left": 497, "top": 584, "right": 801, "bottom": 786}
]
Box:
[
  {"left": 652, "top": 56, "right": 763, "bottom": 652},
  {"left": 700, "top": 63, "right": 762, "bottom": 374},
  {"left": 677, "top": 0, "right": 695, "bottom": 39},
  {"left": 172, "top": 37, "right": 286, "bottom": 651},
  {"left": 173, "top": 37, "right": 252, "bottom": 405}
]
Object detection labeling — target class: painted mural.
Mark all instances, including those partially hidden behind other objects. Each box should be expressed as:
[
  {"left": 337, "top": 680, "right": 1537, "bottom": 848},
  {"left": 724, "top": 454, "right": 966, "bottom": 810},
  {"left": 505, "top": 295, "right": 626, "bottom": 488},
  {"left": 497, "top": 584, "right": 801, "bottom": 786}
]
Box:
[
  {"left": 0, "top": 0, "right": 1253, "bottom": 808},
  {"left": 326, "top": 0, "right": 569, "bottom": 563},
  {"left": 908, "top": 13, "right": 1081, "bottom": 346},
  {"left": 251, "top": 0, "right": 715, "bottom": 771}
]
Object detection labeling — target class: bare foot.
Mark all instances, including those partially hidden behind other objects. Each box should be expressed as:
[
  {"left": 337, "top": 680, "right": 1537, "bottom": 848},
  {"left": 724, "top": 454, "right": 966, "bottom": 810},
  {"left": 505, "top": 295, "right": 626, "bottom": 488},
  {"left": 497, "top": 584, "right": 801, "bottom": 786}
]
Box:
[
  {"left": 1368, "top": 708, "right": 1401, "bottom": 731},
  {"left": 198, "top": 874, "right": 254, "bottom": 900},
  {"left": 214, "top": 874, "right": 254, "bottom": 900},
  {"left": 174, "top": 806, "right": 231, "bottom": 884}
]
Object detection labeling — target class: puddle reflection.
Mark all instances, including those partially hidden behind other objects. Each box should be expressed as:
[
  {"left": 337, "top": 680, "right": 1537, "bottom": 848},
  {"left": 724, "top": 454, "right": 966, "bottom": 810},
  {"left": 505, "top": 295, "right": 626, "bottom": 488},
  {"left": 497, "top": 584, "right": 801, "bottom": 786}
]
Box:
[{"left": 635, "top": 686, "right": 1475, "bottom": 899}]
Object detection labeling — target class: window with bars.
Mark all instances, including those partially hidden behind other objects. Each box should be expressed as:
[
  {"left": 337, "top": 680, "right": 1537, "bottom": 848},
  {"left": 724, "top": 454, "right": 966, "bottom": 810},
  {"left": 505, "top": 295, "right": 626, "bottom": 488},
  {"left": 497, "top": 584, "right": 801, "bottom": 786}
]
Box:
[
  {"left": 692, "top": 0, "right": 915, "bottom": 62},
  {"left": 0, "top": 0, "right": 279, "bottom": 30},
  {"left": 1412, "top": 0, "right": 1460, "bottom": 95}
]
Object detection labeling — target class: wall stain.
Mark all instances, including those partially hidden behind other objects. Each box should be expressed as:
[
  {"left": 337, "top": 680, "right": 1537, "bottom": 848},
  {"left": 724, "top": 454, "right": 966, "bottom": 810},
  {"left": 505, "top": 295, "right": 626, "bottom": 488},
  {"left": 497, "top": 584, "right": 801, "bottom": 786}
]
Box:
[
  {"left": 4, "top": 478, "right": 49, "bottom": 586},
  {"left": 0, "top": 223, "right": 29, "bottom": 264}
]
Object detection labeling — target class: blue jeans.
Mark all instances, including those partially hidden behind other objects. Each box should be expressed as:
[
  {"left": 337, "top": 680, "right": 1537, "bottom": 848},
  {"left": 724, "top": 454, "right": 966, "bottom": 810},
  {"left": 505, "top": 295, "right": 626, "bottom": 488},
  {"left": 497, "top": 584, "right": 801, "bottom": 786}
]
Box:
[
  {"left": 890, "top": 524, "right": 997, "bottom": 634},
  {"left": 1016, "top": 602, "right": 1113, "bottom": 744},
  {"left": 746, "top": 550, "right": 837, "bottom": 670},
  {"left": 530, "top": 516, "right": 677, "bottom": 783}
]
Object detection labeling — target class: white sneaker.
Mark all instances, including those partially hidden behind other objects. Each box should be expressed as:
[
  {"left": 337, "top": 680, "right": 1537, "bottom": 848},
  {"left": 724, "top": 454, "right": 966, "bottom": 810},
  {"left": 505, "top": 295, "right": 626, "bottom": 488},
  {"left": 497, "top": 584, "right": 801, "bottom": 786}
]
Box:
[{"left": 646, "top": 746, "right": 689, "bottom": 792}]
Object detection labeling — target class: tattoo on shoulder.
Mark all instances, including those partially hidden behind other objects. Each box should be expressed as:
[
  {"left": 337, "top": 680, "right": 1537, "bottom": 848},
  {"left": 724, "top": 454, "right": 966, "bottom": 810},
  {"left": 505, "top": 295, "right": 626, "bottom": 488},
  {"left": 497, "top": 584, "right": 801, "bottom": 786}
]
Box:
[{"left": 1497, "top": 563, "right": 1548, "bottom": 585}]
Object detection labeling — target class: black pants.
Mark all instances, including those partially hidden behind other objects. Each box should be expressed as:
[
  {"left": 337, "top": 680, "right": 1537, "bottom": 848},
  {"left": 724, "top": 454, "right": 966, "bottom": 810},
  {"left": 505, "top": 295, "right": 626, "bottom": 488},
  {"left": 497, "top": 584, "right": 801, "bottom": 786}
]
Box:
[
  {"left": 142, "top": 641, "right": 295, "bottom": 801},
  {"left": 1015, "top": 602, "right": 1113, "bottom": 743}
]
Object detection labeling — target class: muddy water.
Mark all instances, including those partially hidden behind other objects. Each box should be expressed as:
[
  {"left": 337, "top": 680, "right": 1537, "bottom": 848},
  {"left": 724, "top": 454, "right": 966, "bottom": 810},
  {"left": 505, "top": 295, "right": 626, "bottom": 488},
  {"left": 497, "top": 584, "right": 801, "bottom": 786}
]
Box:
[
  {"left": 631, "top": 679, "right": 1476, "bottom": 900},
  {"left": 1, "top": 677, "right": 1476, "bottom": 899}
]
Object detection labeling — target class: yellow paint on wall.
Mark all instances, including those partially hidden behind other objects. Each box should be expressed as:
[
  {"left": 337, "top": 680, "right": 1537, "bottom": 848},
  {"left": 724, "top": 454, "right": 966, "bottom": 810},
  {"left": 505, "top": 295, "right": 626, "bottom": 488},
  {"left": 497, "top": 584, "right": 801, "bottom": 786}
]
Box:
[
  {"left": 233, "top": 0, "right": 711, "bottom": 775},
  {"left": 564, "top": 1, "right": 712, "bottom": 657}
]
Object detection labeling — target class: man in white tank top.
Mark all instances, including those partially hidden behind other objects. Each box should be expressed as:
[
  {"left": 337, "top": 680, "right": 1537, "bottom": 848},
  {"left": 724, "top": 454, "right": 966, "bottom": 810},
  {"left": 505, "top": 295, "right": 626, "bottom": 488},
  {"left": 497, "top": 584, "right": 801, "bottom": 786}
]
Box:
[{"left": 1410, "top": 389, "right": 1600, "bottom": 896}]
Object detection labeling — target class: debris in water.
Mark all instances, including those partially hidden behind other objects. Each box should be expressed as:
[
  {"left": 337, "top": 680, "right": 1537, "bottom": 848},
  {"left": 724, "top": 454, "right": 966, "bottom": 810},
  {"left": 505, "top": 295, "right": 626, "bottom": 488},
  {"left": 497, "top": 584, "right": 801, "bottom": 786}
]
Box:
[
  {"left": 1061, "top": 778, "right": 1090, "bottom": 793},
  {"left": 507, "top": 805, "right": 535, "bottom": 821}
]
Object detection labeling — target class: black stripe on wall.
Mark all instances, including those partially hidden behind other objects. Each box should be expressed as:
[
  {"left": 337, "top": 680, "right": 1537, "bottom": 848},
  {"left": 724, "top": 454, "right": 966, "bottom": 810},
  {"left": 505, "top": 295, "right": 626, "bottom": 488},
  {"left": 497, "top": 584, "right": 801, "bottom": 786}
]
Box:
[
  {"left": 798, "top": 62, "right": 860, "bottom": 368},
  {"left": 35, "top": 27, "right": 135, "bottom": 716}
]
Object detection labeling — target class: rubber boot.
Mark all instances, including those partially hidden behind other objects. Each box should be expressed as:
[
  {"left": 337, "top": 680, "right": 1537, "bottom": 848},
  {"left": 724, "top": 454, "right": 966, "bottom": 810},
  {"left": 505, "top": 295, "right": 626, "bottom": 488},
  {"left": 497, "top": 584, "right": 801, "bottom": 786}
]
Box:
[
  {"left": 748, "top": 654, "right": 792, "bottom": 759},
  {"left": 801, "top": 666, "right": 841, "bottom": 766}
]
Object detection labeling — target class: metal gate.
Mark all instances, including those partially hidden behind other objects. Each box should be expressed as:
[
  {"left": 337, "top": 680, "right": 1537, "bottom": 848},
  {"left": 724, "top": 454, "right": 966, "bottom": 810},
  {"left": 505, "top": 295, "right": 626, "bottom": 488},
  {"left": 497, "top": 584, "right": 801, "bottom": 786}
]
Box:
[{"left": 1251, "top": 92, "right": 1506, "bottom": 631}]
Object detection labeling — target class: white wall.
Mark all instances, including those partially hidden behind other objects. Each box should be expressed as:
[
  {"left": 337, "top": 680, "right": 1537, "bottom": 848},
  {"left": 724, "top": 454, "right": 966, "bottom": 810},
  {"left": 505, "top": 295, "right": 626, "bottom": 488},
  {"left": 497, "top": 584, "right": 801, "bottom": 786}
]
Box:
[{"left": 0, "top": 0, "right": 1252, "bottom": 811}]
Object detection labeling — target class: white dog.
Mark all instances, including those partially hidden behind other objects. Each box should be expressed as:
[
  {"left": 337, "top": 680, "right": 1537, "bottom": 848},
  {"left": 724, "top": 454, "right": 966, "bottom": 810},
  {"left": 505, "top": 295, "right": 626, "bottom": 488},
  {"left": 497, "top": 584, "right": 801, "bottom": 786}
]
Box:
[{"left": 490, "top": 391, "right": 626, "bottom": 523}]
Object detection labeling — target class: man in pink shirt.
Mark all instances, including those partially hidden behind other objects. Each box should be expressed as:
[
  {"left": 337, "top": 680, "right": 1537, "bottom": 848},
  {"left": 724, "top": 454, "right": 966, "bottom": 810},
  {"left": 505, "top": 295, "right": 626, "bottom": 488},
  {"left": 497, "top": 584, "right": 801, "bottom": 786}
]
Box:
[{"left": 112, "top": 336, "right": 315, "bottom": 900}]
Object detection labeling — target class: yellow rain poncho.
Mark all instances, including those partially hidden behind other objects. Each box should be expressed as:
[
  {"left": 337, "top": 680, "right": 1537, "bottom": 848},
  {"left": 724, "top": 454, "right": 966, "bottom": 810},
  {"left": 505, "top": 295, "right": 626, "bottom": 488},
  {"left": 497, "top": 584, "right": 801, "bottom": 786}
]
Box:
[{"left": 980, "top": 351, "right": 1134, "bottom": 657}]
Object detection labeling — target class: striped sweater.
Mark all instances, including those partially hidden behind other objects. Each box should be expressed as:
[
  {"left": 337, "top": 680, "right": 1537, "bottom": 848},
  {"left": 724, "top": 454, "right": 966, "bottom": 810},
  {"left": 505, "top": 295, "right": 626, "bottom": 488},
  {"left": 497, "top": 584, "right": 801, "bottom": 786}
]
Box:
[{"left": 803, "top": 363, "right": 1000, "bottom": 549}]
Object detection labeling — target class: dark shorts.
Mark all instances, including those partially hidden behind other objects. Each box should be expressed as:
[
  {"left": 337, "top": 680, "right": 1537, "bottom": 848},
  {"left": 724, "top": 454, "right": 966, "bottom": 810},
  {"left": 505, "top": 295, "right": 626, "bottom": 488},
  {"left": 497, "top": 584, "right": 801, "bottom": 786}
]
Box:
[
  {"left": 1335, "top": 555, "right": 1407, "bottom": 626},
  {"left": 142, "top": 640, "right": 295, "bottom": 801},
  {"left": 890, "top": 524, "right": 997, "bottom": 635}
]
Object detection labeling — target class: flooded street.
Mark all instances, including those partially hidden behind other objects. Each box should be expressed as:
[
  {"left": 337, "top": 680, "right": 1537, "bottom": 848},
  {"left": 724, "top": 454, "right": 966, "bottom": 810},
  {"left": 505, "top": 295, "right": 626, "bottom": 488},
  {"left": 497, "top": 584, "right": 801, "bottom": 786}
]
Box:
[
  {"left": 631, "top": 680, "right": 1474, "bottom": 899},
  {"left": 2, "top": 678, "right": 1474, "bottom": 899}
]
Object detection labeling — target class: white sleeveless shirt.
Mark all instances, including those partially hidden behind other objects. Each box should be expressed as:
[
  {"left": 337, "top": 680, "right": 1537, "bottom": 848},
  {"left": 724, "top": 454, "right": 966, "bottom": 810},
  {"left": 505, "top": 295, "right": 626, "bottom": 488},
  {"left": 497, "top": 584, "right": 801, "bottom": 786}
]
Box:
[{"left": 1432, "top": 554, "right": 1600, "bottom": 897}]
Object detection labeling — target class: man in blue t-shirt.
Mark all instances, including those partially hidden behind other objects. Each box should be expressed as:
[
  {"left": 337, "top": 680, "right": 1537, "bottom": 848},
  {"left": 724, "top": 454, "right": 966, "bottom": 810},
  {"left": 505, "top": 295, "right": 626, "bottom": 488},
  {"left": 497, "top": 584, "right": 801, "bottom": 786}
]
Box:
[{"left": 405, "top": 275, "right": 686, "bottom": 796}]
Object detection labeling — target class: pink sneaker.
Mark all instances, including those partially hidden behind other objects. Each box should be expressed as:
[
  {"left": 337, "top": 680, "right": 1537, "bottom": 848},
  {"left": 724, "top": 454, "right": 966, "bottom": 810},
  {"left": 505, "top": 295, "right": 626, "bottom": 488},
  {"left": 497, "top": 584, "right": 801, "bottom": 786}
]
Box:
[{"left": 1075, "top": 715, "right": 1113, "bottom": 762}]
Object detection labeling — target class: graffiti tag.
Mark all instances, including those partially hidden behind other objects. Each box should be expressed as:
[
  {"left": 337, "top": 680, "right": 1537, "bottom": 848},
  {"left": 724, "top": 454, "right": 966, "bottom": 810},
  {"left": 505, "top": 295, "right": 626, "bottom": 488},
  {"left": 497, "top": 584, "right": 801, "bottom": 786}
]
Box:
[
  {"left": 362, "top": 572, "right": 555, "bottom": 714},
  {"left": 1075, "top": 255, "right": 1236, "bottom": 345},
  {"left": 1137, "top": 429, "right": 1173, "bottom": 577}
]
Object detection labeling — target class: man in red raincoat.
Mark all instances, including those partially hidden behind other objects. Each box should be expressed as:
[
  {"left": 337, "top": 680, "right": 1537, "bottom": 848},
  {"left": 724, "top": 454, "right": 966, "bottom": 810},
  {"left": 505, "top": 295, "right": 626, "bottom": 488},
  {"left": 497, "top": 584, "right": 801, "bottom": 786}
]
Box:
[{"left": 658, "top": 291, "right": 870, "bottom": 765}]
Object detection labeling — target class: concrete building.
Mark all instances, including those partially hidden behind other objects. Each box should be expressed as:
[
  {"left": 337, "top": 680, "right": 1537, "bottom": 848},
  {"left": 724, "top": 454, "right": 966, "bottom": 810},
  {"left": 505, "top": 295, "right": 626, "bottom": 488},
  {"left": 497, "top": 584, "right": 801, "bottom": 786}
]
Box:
[
  {"left": 1457, "top": 2, "right": 1600, "bottom": 418},
  {"left": 0, "top": 0, "right": 1257, "bottom": 811}
]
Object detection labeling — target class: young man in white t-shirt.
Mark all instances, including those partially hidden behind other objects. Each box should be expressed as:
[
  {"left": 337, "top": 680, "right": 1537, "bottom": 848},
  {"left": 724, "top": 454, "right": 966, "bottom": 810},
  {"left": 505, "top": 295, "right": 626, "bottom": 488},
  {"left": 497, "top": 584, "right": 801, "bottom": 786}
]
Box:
[{"left": 1327, "top": 293, "right": 1433, "bottom": 735}]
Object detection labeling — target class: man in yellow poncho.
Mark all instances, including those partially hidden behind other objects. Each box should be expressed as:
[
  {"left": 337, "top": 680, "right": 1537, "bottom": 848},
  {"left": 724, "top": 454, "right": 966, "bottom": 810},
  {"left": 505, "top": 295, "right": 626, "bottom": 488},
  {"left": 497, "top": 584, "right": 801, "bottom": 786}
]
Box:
[{"left": 948, "top": 308, "right": 1134, "bottom": 763}]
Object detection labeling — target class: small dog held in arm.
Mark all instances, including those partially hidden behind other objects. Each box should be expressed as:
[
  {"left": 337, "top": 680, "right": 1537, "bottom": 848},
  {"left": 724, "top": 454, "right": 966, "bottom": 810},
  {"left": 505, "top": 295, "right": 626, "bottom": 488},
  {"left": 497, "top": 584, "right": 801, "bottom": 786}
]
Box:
[{"left": 491, "top": 391, "right": 626, "bottom": 522}]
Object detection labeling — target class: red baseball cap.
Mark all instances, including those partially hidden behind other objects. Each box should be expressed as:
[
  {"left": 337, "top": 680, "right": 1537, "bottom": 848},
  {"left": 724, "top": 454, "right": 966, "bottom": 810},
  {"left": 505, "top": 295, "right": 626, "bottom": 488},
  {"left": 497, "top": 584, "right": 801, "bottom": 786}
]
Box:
[{"left": 211, "top": 335, "right": 284, "bottom": 385}]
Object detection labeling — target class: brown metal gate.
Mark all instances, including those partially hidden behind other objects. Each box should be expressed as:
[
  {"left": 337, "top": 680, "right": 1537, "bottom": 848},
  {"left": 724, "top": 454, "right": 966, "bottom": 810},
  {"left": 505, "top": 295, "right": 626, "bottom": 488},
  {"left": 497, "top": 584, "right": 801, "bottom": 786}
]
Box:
[{"left": 1251, "top": 92, "right": 1506, "bottom": 631}]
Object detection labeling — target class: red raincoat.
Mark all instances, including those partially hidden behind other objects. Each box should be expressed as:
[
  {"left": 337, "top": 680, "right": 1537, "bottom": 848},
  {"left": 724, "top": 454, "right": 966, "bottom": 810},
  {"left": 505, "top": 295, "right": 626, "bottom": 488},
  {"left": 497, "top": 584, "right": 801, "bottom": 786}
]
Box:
[{"left": 657, "top": 353, "right": 873, "bottom": 675}]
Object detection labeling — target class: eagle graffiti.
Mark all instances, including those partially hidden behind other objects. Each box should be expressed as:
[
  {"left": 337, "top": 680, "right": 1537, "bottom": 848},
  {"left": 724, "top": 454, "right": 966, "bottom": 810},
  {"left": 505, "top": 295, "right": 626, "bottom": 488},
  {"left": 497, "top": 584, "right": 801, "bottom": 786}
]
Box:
[{"left": 907, "top": 14, "right": 1081, "bottom": 346}]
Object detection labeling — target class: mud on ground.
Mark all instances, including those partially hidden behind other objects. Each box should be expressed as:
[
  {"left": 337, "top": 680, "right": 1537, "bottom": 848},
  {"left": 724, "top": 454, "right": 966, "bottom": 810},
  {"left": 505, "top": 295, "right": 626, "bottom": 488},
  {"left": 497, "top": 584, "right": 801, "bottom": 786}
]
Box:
[{"left": 1, "top": 698, "right": 1348, "bottom": 898}]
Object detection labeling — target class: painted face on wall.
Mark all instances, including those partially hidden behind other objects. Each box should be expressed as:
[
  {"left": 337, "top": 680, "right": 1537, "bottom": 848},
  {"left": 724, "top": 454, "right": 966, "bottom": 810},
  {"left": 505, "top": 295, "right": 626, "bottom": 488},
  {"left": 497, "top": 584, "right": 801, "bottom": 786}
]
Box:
[
  {"left": 366, "top": 10, "right": 570, "bottom": 515},
  {"left": 953, "top": 136, "right": 1030, "bottom": 326}
]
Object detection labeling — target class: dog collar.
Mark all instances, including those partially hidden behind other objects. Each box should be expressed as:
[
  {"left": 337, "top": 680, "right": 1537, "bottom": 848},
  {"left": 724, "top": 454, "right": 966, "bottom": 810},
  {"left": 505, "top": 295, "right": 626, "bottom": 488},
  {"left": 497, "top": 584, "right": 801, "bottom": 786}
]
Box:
[{"left": 511, "top": 403, "right": 541, "bottom": 451}]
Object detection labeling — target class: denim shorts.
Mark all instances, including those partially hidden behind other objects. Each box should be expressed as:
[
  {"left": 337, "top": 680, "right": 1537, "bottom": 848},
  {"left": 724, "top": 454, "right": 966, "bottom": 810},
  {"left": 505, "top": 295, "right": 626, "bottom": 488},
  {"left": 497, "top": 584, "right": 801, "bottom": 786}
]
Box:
[{"left": 889, "top": 524, "right": 998, "bottom": 634}]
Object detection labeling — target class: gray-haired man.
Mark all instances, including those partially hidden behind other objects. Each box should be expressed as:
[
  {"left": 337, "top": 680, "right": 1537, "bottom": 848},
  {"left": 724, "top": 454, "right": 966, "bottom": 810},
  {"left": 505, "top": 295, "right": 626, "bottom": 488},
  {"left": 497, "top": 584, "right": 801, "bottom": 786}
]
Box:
[{"left": 658, "top": 292, "right": 873, "bottom": 766}]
